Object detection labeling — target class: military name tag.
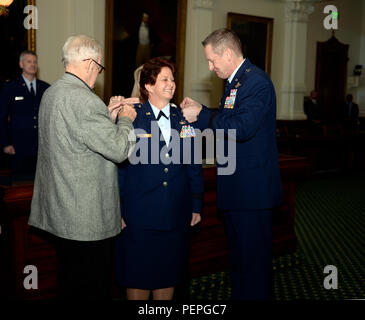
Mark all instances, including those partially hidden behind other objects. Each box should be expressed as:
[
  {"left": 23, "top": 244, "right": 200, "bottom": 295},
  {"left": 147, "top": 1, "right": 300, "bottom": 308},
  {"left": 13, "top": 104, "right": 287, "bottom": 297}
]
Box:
[
  {"left": 224, "top": 89, "right": 237, "bottom": 109},
  {"left": 180, "top": 125, "right": 196, "bottom": 138},
  {"left": 15, "top": 96, "right": 24, "bottom": 101}
]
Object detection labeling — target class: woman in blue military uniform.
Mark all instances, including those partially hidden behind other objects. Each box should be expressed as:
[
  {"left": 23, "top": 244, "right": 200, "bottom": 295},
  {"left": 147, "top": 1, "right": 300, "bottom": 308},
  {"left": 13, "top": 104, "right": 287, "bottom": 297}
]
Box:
[{"left": 115, "top": 58, "right": 203, "bottom": 300}]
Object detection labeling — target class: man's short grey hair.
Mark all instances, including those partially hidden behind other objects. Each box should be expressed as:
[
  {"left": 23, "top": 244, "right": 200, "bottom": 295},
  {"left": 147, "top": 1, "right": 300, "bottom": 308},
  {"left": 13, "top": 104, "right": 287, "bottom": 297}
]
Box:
[
  {"left": 62, "top": 35, "right": 102, "bottom": 67},
  {"left": 202, "top": 28, "right": 243, "bottom": 57},
  {"left": 19, "top": 50, "right": 37, "bottom": 62}
]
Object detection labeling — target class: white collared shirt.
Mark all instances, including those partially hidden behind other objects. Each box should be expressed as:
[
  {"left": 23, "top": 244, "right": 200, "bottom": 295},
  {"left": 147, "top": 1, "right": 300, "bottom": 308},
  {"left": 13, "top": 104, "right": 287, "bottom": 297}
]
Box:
[
  {"left": 149, "top": 101, "right": 171, "bottom": 146},
  {"left": 22, "top": 75, "right": 37, "bottom": 95},
  {"left": 228, "top": 59, "right": 245, "bottom": 84}
]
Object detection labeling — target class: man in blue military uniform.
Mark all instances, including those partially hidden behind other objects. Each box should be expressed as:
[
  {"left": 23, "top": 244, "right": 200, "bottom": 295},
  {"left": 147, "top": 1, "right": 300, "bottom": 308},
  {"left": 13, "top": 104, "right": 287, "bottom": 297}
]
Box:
[
  {"left": 0, "top": 50, "right": 49, "bottom": 179},
  {"left": 181, "top": 28, "right": 282, "bottom": 300}
]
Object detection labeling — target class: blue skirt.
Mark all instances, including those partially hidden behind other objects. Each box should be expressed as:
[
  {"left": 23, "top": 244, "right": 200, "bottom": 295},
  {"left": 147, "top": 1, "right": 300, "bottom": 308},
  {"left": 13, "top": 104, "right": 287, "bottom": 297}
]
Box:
[{"left": 115, "top": 226, "right": 190, "bottom": 289}]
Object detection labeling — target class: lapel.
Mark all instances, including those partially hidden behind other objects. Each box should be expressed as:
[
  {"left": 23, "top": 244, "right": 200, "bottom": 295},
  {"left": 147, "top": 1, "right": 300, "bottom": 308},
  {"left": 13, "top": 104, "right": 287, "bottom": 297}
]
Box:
[
  {"left": 138, "top": 101, "right": 155, "bottom": 132},
  {"left": 18, "top": 77, "right": 31, "bottom": 97},
  {"left": 220, "top": 58, "right": 252, "bottom": 110},
  {"left": 169, "top": 104, "right": 180, "bottom": 132}
]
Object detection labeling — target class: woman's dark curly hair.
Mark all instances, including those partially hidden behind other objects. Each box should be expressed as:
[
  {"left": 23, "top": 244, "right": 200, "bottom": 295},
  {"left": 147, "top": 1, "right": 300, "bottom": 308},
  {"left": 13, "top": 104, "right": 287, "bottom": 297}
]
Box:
[{"left": 139, "top": 57, "right": 175, "bottom": 103}]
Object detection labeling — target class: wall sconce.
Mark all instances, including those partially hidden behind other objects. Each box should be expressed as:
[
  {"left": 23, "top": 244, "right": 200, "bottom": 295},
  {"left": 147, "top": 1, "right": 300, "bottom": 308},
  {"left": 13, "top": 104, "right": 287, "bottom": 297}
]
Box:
[
  {"left": 353, "top": 65, "right": 362, "bottom": 76},
  {"left": 0, "top": 0, "right": 14, "bottom": 17}
]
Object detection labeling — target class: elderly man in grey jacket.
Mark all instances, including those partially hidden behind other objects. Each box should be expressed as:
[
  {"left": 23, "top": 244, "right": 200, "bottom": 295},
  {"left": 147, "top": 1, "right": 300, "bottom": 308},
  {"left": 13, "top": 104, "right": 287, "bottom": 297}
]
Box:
[{"left": 28, "top": 35, "right": 137, "bottom": 299}]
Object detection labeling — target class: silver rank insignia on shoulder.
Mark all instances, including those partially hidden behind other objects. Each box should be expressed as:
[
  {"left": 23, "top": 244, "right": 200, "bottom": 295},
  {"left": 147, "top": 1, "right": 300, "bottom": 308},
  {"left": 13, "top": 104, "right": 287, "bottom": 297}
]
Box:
[
  {"left": 146, "top": 112, "right": 151, "bottom": 115},
  {"left": 170, "top": 103, "right": 177, "bottom": 108},
  {"left": 245, "top": 68, "right": 251, "bottom": 72}
]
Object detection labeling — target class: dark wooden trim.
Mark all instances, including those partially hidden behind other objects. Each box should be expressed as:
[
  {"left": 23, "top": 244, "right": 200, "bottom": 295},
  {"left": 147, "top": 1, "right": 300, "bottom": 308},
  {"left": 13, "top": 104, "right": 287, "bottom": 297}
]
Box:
[
  {"left": 27, "top": 0, "right": 36, "bottom": 52},
  {"left": 175, "top": 0, "right": 187, "bottom": 104},
  {"left": 104, "top": 0, "right": 114, "bottom": 103}
]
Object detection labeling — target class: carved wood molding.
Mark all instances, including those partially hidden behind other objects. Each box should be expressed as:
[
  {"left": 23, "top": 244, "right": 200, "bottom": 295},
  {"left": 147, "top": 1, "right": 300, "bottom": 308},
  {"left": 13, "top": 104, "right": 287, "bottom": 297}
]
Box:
[{"left": 27, "top": 0, "right": 36, "bottom": 52}]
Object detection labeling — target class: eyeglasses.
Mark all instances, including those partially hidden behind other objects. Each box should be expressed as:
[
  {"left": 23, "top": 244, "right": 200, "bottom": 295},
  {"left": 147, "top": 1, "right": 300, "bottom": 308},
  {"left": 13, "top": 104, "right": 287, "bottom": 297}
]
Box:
[{"left": 83, "top": 58, "right": 105, "bottom": 74}]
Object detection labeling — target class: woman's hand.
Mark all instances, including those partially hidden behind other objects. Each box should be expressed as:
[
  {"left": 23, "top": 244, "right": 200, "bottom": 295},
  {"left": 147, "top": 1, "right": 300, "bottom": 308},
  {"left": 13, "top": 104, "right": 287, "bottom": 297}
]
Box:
[
  {"left": 191, "top": 213, "right": 201, "bottom": 226},
  {"left": 121, "top": 218, "right": 127, "bottom": 230}
]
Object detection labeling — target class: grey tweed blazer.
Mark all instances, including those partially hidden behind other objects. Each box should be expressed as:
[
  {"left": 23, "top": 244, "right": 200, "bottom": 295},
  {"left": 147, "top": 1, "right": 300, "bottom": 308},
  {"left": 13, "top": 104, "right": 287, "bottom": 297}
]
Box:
[{"left": 29, "top": 73, "right": 135, "bottom": 241}]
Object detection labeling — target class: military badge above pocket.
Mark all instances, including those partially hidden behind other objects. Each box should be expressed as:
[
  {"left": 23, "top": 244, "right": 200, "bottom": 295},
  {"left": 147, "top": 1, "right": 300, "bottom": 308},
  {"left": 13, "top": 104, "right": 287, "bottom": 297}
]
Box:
[
  {"left": 180, "top": 125, "right": 196, "bottom": 138},
  {"left": 224, "top": 89, "right": 237, "bottom": 109}
]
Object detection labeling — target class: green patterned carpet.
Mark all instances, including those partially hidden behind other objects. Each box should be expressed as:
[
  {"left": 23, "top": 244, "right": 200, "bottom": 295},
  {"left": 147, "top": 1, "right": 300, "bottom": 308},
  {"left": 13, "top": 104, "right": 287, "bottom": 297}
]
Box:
[{"left": 190, "top": 172, "right": 365, "bottom": 300}]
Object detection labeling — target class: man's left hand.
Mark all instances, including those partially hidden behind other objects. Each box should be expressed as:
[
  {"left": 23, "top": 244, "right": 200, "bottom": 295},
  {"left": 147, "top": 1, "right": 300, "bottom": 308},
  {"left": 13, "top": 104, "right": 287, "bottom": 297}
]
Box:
[
  {"left": 191, "top": 213, "right": 201, "bottom": 226},
  {"left": 109, "top": 96, "right": 140, "bottom": 122},
  {"left": 108, "top": 96, "right": 124, "bottom": 122}
]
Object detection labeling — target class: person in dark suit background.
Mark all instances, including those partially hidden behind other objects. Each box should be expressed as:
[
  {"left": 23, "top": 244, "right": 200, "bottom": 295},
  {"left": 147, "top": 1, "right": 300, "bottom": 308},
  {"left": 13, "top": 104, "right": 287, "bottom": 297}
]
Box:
[
  {"left": 115, "top": 58, "right": 203, "bottom": 300},
  {"left": 180, "top": 28, "right": 282, "bottom": 300},
  {"left": 343, "top": 94, "right": 359, "bottom": 132},
  {"left": 0, "top": 50, "right": 49, "bottom": 179},
  {"left": 303, "top": 90, "right": 324, "bottom": 135}
]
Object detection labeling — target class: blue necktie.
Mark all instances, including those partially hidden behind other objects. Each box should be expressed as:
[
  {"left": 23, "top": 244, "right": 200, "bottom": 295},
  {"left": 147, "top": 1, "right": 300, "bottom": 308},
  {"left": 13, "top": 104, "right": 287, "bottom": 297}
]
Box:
[{"left": 30, "top": 82, "right": 35, "bottom": 96}]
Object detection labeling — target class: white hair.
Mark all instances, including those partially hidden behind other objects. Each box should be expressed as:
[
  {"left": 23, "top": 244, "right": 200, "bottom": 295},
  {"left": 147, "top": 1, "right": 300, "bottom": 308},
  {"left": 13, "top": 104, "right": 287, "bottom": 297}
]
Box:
[{"left": 62, "top": 35, "right": 102, "bottom": 67}]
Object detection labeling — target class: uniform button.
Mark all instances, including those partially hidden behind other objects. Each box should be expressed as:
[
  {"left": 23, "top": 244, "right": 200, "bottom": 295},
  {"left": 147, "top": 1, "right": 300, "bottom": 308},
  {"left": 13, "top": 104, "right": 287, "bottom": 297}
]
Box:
[
  {"left": 164, "top": 168, "right": 168, "bottom": 173},
  {"left": 163, "top": 181, "right": 168, "bottom": 187},
  {"left": 34, "top": 125, "right": 37, "bottom": 129},
  {"left": 34, "top": 116, "right": 37, "bottom": 119}
]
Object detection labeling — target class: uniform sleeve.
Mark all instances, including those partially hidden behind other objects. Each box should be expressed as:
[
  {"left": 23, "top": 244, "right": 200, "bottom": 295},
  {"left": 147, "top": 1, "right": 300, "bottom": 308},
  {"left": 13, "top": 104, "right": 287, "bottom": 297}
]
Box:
[
  {"left": 117, "top": 160, "right": 128, "bottom": 202},
  {"left": 0, "top": 82, "right": 12, "bottom": 148},
  {"left": 196, "top": 105, "right": 218, "bottom": 131},
  {"left": 186, "top": 134, "right": 204, "bottom": 214},
  {"left": 79, "top": 100, "right": 136, "bottom": 163}
]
